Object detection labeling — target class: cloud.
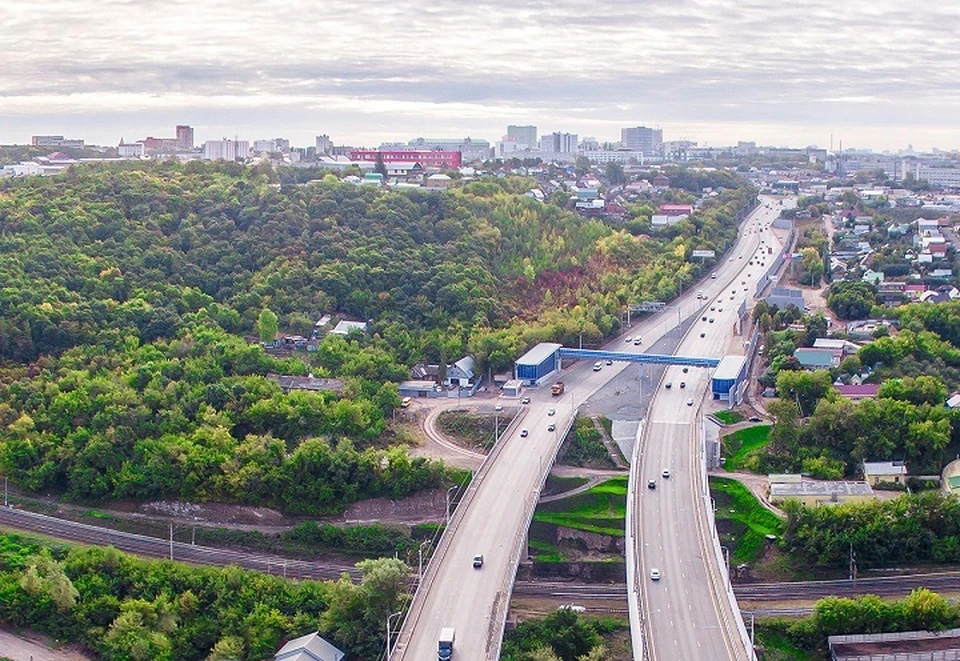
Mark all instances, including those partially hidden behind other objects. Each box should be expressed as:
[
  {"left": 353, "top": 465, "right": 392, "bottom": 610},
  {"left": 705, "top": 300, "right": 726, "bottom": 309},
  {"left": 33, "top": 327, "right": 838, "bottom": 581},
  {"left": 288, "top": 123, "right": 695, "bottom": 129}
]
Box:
[{"left": 1, "top": 0, "right": 959, "bottom": 149}]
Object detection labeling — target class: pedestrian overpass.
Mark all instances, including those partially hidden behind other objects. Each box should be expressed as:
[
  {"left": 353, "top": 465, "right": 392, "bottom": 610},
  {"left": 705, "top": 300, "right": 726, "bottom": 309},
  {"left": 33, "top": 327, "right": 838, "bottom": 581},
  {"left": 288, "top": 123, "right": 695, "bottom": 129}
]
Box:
[{"left": 557, "top": 347, "right": 720, "bottom": 368}]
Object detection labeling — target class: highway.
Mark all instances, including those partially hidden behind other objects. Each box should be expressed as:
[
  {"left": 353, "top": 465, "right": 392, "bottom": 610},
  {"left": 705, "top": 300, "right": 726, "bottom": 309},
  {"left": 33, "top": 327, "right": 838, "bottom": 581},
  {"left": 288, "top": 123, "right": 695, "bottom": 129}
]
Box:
[
  {"left": 393, "top": 214, "right": 757, "bottom": 660},
  {"left": 631, "top": 197, "right": 789, "bottom": 661}
]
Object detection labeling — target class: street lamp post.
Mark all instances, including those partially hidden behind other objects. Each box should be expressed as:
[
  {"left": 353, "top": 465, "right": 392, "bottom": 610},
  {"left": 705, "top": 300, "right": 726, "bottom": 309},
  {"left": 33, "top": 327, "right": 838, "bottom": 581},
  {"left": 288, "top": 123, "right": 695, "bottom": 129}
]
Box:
[
  {"left": 418, "top": 540, "right": 431, "bottom": 582},
  {"left": 386, "top": 611, "right": 403, "bottom": 661},
  {"left": 445, "top": 486, "right": 458, "bottom": 526},
  {"left": 720, "top": 545, "right": 730, "bottom": 578}
]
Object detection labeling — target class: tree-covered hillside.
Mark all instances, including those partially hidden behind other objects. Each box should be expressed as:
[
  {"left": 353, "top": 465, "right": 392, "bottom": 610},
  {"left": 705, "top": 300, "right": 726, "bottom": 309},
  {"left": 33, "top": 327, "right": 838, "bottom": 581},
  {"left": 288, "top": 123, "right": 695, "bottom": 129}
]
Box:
[{"left": 0, "top": 162, "right": 754, "bottom": 510}]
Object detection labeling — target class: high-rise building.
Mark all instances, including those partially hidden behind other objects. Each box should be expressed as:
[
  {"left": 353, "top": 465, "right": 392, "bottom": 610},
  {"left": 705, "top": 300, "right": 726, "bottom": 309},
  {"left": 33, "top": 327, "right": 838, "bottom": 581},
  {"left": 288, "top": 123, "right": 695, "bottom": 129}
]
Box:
[
  {"left": 507, "top": 125, "right": 538, "bottom": 148},
  {"left": 621, "top": 126, "right": 663, "bottom": 155},
  {"left": 252, "top": 139, "right": 278, "bottom": 153},
  {"left": 203, "top": 139, "right": 249, "bottom": 161},
  {"left": 541, "top": 132, "right": 578, "bottom": 153},
  {"left": 175, "top": 125, "right": 194, "bottom": 150},
  {"left": 316, "top": 135, "right": 333, "bottom": 154}
]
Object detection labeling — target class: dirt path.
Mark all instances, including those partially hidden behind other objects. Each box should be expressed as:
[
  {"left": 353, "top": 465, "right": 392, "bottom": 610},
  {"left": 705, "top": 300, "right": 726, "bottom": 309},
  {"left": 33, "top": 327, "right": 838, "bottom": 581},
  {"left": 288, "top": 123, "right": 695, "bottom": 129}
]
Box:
[
  {"left": 539, "top": 475, "right": 609, "bottom": 503},
  {"left": 408, "top": 398, "right": 484, "bottom": 470},
  {"left": 0, "top": 627, "right": 91, "bottom": 661}
]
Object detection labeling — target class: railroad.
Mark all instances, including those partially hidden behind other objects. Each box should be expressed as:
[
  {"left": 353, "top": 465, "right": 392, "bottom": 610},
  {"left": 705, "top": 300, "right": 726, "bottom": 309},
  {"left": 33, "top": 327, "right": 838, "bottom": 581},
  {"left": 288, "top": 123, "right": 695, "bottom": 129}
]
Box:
[{"left": 2, "top": 506, "right": 958, "bottom": 607}]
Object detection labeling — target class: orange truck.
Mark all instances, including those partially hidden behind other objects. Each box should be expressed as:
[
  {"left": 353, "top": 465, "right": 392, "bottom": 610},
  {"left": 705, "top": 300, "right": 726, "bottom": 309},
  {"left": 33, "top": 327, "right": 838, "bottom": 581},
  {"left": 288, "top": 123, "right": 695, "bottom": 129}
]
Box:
[{"left": 551, "top": 382, "right": 565, "bottom": 396}]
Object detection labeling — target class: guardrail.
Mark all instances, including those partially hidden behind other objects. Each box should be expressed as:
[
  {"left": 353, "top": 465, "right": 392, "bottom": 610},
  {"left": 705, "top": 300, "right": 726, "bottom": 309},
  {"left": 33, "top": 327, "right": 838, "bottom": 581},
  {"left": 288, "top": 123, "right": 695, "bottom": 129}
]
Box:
[
  {"left": 486, "top": 409, "right": 577, "bottom": 660},
  {"left": 695, "top": 409, "right": 756, "bottom": 660},
  {"left": 391, "top": 406, "right": 528, "bottom": 660}
]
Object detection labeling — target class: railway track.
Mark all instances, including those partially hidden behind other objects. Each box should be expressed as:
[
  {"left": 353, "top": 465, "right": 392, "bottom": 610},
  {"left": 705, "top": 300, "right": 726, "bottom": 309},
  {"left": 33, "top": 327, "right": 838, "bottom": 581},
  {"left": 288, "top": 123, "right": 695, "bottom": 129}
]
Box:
[{"left": 2, "top": 506, "right": 958, "bottom": 606}]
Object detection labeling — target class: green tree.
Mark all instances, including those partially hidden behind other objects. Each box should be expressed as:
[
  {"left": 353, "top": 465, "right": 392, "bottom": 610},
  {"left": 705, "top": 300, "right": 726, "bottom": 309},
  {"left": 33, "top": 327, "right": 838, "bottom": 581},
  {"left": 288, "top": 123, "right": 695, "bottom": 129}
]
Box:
[
  {"left": 827, "top": 281, "right": 878, "bottom": 320},
  {"left": 257, "top": 308, "right": 279, "bottom": 343},
  {"left": 775, "top": 370, "right": 834, "bottom": 417}
]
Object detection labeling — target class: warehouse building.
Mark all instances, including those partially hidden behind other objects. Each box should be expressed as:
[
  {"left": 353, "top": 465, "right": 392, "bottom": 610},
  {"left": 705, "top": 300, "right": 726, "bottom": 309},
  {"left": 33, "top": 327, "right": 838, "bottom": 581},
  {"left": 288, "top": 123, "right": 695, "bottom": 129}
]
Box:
[
  {"left": 711, "top": 355, "right": 747, "bottom": 405},
  {"left": 515, "top": 343, "right": 563, "bottom": 386}
]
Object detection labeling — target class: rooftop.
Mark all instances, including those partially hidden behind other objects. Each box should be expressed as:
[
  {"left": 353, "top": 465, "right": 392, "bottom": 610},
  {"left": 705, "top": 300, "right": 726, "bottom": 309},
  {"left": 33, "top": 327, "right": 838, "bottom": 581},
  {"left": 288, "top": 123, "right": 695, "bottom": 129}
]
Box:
[
  {"left": 713, "top": 355, "right": 747, "bottom": 381},
  {"left": 516, "top": 342, "right": 563, "bottom": 366},
  {"left": 830, "top": 627, "right": 960, "bottom": 660},
  {"left": 863, "top": 460, "right": 907, "bottom": 476},
  {"left": 771, "top": 480, "right": 873, "bottom": 498}
]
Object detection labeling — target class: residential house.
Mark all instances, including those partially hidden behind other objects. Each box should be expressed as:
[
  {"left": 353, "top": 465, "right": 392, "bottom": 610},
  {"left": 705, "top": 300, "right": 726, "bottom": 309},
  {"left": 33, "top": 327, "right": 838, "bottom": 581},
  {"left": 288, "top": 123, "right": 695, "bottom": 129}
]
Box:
[
  {"left": 425, "top": 173, "right": 452, "bottom": 188},
  {"left": 812, "top": 338, "right": 860, "bottom": 355},
  {"left": 275, "top": 632, "right": 345, "bottom": 661},
  {"left": 835, "top": 384, "right": 880, "bottom": 401},
  {"left": 658, "top": 203, "right": 694, "bottom": 216},
  {"left": 794, "top": 347, "right": 842, "bottom": 369},
  {"left": 861, "top": 269, "right": 884, "bottom": 285},
  {"left": 446, "top": 356, "right": 476, "bottom": 388},
  {"left": 946, "top": 393, "right": 960, "bottom": 409},
  {"left": 862, "top": 460, "right": 907, "bottom": 486},
  {"left": 904, "top": 283, "right": 927, "bottom": 300}
]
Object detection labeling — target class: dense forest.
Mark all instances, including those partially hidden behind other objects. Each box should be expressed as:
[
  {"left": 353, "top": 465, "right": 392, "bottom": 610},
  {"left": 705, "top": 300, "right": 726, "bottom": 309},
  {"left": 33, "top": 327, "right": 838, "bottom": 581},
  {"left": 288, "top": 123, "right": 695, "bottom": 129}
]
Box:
[{"left": 0, "top": 162, "right": 753, "bottom": 511}]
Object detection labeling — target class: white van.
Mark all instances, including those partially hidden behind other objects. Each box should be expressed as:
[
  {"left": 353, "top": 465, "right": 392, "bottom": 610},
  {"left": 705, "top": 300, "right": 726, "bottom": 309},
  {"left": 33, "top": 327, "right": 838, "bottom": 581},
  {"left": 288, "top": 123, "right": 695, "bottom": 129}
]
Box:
[{"left": 593, "top": 361, "right": 603, "bottom": 371}]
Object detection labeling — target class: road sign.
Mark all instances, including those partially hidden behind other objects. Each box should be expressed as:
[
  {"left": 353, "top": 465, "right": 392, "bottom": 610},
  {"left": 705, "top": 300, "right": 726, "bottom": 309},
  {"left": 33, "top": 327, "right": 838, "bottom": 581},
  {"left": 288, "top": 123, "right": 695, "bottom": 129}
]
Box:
[{"left": 692, "top": 249, "right": 716, "bottom": 258}]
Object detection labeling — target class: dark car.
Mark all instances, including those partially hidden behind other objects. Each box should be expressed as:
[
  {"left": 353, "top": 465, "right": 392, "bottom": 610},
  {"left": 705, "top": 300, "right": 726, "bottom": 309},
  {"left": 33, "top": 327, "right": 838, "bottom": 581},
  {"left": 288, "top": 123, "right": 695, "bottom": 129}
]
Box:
[{"left": 647, "top": 480, "right": 656, "bottom": 489}]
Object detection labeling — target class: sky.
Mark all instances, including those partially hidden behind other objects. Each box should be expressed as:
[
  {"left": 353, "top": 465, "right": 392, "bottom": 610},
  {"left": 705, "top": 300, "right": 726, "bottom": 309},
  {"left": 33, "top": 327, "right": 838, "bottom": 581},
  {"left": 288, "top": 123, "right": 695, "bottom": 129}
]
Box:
[{"left": 2, "top": 0, "right": 959, "bottom": 152}]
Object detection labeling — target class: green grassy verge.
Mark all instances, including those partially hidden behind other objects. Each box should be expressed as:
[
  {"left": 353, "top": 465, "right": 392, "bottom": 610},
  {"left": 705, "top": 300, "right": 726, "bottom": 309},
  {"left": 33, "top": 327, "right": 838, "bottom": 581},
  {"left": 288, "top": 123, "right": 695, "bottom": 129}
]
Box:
[
  {"left": 534, "top": 477, "right": 627, "bottom": 537},
  {"left": 722, "top": 424, "right": 772, "bottom": 471},
  {"left": 714, "top": 410, "right": 743, "bottom": 425},
  {"left": 542, "top": 474, "right": 590, "bottom": 497},
  {"left": 755, "top": 626, "right": 819, "bottom": 661},
  {"left": 710, "top": 476, "right": 783, "bottom": 564}
]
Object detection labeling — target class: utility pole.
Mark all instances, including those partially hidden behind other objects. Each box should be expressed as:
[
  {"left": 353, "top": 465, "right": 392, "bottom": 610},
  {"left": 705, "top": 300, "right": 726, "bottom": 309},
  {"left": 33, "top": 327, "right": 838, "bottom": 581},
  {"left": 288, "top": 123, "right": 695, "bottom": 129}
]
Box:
[
  {"left": 169, "top": 522, "right": 174, "bottom": 561},
  {"left": 849, "top": 542, "right": 857, "bottom": 581}
]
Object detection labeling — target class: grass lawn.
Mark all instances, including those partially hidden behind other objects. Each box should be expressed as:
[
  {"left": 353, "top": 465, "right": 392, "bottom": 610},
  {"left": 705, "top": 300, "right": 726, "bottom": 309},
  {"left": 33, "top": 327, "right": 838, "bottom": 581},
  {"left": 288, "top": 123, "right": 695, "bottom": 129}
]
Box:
[
  {"left": 541, "top": 474, "right": 589, "bottom": 497},
  {"left": 534, "top": 477, "right": 628, "bottom": 537},
  {"left": 714, "top": 410, "right": 743, "bottom": 425},
  {"left": 710, "top": 476, "right": 782, "bottom": 564},
  {"left": 722, "top": 424, "right": 772, "bottom": 471},
  {"left": 754, "top": 626, "right": 819, "bottom": 661}
]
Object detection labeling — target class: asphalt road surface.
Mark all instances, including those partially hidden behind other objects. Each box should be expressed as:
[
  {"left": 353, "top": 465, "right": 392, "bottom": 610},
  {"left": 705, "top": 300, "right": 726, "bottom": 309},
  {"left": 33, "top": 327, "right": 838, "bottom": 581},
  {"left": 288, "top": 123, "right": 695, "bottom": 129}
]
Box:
[
  {"left": 394, "top": 248, "right": 734, "bottom": 660},
  {"left": 633, "top": 197, "right": 789, "bottom": 661}
]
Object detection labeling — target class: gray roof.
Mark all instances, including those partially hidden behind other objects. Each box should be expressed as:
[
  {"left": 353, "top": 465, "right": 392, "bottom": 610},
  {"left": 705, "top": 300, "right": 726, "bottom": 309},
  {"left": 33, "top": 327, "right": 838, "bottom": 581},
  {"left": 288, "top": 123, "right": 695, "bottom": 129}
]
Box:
[
  {"left": 275, "top": 632, "right": 345, "bottom": 661},
  {"left": 771, "top": 481, "right": 873, "bottom": 499},
  {"left": 863, "top": 461, "right": 907, "bottom": 476},
  {"left": 713, "top": 355, "right": 746, "bottom": 381},
  {"left": 830, "top": 627, "right": 960, "bottom": 659},
  {"left": 516, "top": 342, "right": 562, "bottom": 366},
  {"left": 448, "top": 355, "right": 475, "bottom": 380}
]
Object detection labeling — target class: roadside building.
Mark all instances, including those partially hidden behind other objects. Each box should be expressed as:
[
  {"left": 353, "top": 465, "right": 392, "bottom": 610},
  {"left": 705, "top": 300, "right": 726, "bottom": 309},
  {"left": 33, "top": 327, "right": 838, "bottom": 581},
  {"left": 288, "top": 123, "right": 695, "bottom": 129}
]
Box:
[
  {"left": 862, "top": 460, "right": 907, "bottom": 486},
  {"left": 770, "top": 480, "right": 874, "bottom": 507},
  {"left": 275, "top": 632, "right": 345, "bottom": 661},
  {"left": 829, "top": 628, "right": 960, "bottom": 660},
  {"left": 398, "top": 380, "right": 443, "bottom": 399},
  {"left": 515, "top": 343, "right": 563, "bottom": 386},
  {"left": 711, "top": 355, "right": 747, "bottom": 405}
]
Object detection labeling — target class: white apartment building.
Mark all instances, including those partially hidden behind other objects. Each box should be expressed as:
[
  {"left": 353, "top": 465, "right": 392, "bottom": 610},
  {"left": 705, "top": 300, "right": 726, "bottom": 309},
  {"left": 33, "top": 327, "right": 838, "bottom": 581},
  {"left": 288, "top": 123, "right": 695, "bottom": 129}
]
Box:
[{"left": 203, "top": 139, "right": 250, "bottom": 161}]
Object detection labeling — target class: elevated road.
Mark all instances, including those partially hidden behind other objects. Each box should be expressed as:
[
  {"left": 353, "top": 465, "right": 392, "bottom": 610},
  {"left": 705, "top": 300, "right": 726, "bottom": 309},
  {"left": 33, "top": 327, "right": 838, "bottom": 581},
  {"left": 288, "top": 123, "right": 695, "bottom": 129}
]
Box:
[
  {"left": 629, "top": 198, "right": 789, "bottom": 660},
  {"left": 392, "top": 221, "right": 770, "bottom": 660}
]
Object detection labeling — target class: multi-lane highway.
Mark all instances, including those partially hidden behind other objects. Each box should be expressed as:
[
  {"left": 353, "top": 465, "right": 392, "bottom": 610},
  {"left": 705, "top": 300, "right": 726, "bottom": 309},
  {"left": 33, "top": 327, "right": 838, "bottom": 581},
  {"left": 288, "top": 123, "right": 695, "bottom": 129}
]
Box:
[
  {"left": 396, "top": 197, "right": 788, "bottom": 661},
  {"left": 631, "top": 197, "right": 790, "bottom": 660}
]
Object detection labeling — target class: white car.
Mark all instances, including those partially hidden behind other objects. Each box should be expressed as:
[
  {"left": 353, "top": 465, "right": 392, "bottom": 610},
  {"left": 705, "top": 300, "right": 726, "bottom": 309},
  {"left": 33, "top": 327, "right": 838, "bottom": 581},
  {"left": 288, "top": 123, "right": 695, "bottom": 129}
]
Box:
[
  {"left": 662, "top": 469, "right": 671, "bottom": 478},
  {"left": 547, "top": 407, "right": 556, "bottom": 416},
  {"left": 650, "top": 568, "right": 661, "bottom": 581},
  {"left": 625, "top": 336, "right": 633, "bottom": 343}
]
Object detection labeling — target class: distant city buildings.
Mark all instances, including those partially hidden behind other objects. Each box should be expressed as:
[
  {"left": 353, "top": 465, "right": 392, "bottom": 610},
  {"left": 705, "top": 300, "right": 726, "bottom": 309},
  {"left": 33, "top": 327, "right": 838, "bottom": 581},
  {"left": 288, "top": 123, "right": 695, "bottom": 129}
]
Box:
[
  {"left": 620, "top": 126, "right": 662, "bottom": 155},
  {"left": 350, "top": 149, "right": 462, "bottom": 169},
  {"left": 203, "top": 139, "right": 250, "bottom": 161},
  {"left": 31, "top": 135, "right": 84, "bottom": 148},
  {"left": 507, "top": 125, "right": 538, "bottom": 148},
  {"left": 315, "top": 134, "right": 332, "bottom": 155},
  {"left": 540, "top": 132, "right": 578, "bottom": 153},
  {"left": 175, "top": 125, "right": 194, "bottom": 150}
]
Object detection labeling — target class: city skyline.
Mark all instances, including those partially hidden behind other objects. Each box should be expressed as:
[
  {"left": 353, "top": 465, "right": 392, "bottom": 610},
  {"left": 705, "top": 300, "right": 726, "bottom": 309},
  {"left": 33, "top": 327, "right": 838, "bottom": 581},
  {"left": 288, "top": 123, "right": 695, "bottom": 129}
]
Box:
[{"left": 2, "top": 1, "right": 959, "bottom": 152}]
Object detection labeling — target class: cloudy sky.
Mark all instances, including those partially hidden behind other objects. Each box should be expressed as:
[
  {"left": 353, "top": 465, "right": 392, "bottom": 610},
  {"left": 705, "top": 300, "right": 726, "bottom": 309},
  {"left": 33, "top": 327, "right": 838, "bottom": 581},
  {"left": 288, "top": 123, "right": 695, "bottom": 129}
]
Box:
[{"left": 2, "top": 1, "right": 959, "bottom": 151}]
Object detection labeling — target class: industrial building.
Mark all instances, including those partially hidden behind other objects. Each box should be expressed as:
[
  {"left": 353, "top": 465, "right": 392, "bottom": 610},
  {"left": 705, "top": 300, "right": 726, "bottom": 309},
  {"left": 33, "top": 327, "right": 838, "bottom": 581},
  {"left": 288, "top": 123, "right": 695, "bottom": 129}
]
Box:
[
  {"left": 515, "top": 343, "right": 563, "bottom": 386},
  {"left": 770, "top": 480, "right": 874, "bottom": 507},
  {"left": 711, "top": 355, "right": 747, "bottom": 404}
]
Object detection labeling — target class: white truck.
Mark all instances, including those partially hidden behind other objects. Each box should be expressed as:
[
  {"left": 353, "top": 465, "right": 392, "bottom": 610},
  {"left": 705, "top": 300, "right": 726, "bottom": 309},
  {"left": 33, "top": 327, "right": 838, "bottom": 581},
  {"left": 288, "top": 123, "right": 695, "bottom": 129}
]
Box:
[{"left": 438, "top": 627, "right": 455, "bottom": 660}]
